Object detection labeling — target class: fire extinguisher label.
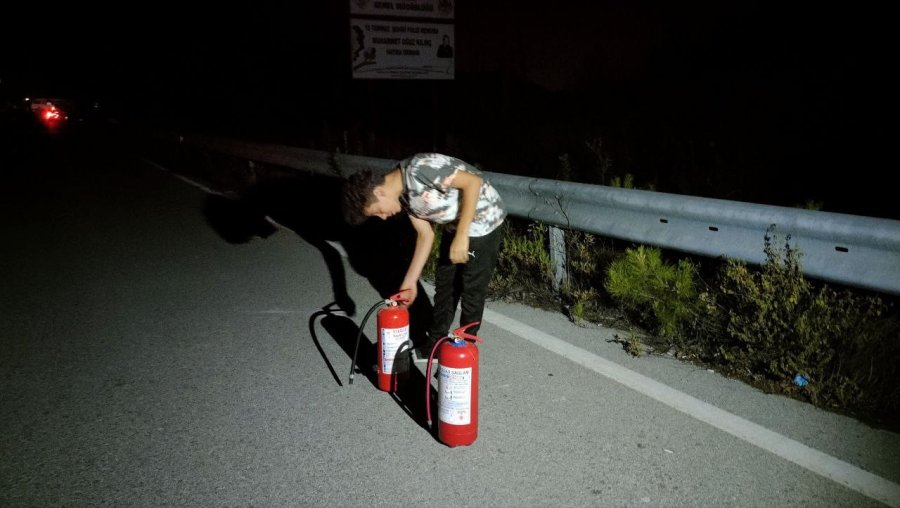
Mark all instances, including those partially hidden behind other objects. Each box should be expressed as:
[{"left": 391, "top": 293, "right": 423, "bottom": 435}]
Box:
[
  {"left": 381, "top": 324, "right": 409, "bottom": 374},
  {"left": 438, "top": 366, "right": 472, "bottom": 425}
]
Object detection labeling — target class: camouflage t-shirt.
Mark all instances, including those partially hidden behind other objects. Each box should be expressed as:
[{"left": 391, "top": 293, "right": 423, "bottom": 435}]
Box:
[{"left": 399, "top": 153, "right": 506, "bottom": 237}]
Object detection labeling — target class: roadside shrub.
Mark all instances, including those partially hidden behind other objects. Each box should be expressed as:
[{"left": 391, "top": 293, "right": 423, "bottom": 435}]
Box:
[
  {"left": 605, "top": 245, "right": 705, "bottom": 345},
  {"left": 716, "top": 227, "right": 899, "bottom": 423},
  {"left": 609, "top": 173, "right": 635, "bottom": 189},
  {"left": 558, "top": 230, "right": 620, "bottom": 324},
  {"left": 489, "top": 221, "right": 554, "bottom": 303},
  {"left": 559, "top": 229, "right": 600, "bottom": 322}
]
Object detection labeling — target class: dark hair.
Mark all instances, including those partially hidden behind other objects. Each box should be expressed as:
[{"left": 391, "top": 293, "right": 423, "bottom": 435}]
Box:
[{"left": 341, "top": 170, "right": 384, "bottom": 225}]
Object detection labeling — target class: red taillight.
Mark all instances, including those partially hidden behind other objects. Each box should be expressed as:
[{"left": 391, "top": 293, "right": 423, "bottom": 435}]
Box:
[{"left": 41, "top": 107, "right": 62, "bottom": 123}]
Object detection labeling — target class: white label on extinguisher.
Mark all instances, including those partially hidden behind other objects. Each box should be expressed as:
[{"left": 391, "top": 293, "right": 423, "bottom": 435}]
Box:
[
  {"left": 438, "top": 365, "right": 472, "bottom": 425},
  {"left": 381, "top": 324, "right": 409, "bottom": 374}
]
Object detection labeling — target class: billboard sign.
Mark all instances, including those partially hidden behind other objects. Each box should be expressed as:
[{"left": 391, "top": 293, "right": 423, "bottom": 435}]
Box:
[{"left": 350, "top": 19, "right": 454, "bottom": 80}]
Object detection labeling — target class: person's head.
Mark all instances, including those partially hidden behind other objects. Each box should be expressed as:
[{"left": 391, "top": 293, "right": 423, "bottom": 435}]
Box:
[
  {"left": 341, "top": 169, "right": 402, "bottom": 224},
  {"left": 442, "top": 35, "right": 450, "bottom": 45}
]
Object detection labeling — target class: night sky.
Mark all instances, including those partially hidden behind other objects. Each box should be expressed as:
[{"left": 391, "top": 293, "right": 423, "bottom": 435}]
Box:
[{"left": 2, "top": 1, "right": 895, "bottom": 219}]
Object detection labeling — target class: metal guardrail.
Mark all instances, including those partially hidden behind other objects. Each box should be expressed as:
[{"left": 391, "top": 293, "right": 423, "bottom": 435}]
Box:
[{"left": 179, "top": 134, "right": 900, "bottom": 296}]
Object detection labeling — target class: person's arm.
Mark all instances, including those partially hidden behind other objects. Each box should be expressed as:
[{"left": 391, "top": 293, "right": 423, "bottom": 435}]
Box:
[
  {"left": 401, "top": 214, "right": 435, "bottom": 306},
  {"left": 448, "top": 170, "right": 482, "bottom": 264}
]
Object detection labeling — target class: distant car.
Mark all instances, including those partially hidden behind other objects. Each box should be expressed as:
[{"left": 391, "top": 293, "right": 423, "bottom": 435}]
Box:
[{"left": 26, "top": 97, "right": 71, "bottom": 129}]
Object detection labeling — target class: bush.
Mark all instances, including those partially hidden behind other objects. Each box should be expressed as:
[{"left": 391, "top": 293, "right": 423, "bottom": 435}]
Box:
[
  {"left": 605, "top": 245, "right": 705, "bottom": 345},
  {"left": 716, "top": 227, "right": 899, "bottom": 423},
  {"left": 557, "top": 229, "right": 620, "bottom": 324},
  {"left": 489, "top": 221, "right": 554, "bottom": 304}
]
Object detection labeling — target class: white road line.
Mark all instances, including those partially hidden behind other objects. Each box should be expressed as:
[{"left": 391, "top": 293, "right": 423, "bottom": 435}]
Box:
[
  {"left": 484, "top": 308, "right": 900, "bottom": 508},
  {"left": 142, "top": 158, "right": 231, "bottom": 197}
]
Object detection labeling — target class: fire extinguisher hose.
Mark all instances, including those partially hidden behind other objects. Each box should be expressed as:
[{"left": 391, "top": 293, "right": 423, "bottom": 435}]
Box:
[
  {"left": 348, "top": 299, "right": 387, "bottom": 385},
  {"left": 424, "top": 335, "right": 451, "bottom": 426}
]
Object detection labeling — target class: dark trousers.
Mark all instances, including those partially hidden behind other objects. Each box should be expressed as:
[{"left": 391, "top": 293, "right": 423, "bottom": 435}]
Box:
[{"left": 428, "top": 226, "right": 503, "bottom": 340}]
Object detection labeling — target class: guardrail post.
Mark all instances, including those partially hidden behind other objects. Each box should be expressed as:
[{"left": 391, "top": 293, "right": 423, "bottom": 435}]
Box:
[{"left": 549, "top": 225, "right": 568, "bottom": 291}]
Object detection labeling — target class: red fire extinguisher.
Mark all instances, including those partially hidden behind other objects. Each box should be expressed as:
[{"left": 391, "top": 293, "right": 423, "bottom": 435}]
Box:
[
  {"left": 348, "top": 290, "right": 410, "bottom": 393},
  {"left": 425, "top": 321, "right": 482, "bottom": 447}
]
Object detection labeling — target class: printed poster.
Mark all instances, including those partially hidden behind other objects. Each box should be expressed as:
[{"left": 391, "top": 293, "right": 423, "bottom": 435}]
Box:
[{"left": 350, "top": 19, "right": 455, "bottom": 80}]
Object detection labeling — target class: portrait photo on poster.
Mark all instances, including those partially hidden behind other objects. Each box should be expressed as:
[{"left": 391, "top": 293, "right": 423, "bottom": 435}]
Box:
[{"left": 437, "top": 34, "right": 453, "bottom": 58}]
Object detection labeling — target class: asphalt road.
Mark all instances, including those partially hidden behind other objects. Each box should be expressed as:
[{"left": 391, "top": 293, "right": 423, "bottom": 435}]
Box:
[{"left": 2, "top": 130, "right": 899, "bottom": 507}]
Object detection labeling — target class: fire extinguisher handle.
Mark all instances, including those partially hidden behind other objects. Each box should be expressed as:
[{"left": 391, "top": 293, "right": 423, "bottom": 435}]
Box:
[
  {"left": 389, "top": 289, "right": 411, "bottom": 305},
  {"left": 452, "top": 321, "right": 483, "bottom": 342},
  {"left": 459, "top": 332, "right": 483, "bottom": 343}
]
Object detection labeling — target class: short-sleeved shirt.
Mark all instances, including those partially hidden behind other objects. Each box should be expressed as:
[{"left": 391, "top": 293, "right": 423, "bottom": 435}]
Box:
[{"left": 399, "top": 153, "right": 506, "bottom": 237}]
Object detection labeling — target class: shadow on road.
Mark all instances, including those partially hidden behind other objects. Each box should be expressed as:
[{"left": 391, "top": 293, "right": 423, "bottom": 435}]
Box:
[
  {"left": 202, "top": 173, "right": 356, "bottom": 313},
  {"left": 391, "top": 358, "right": 437, "bottom": 435},
  {"left": 201, "top": 171, "right": 433, "bottom": 340},
  {"left": 308, "top": 304, "right": 375, "bottom": 387}
]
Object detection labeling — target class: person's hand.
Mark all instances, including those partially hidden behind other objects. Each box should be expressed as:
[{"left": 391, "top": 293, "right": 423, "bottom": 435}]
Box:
[
  {"left": 399, "top": 281, "right": 418, "bottom": 307},
  {"left": 449, "top": 235, "right": 470, "bottom": 264}
]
